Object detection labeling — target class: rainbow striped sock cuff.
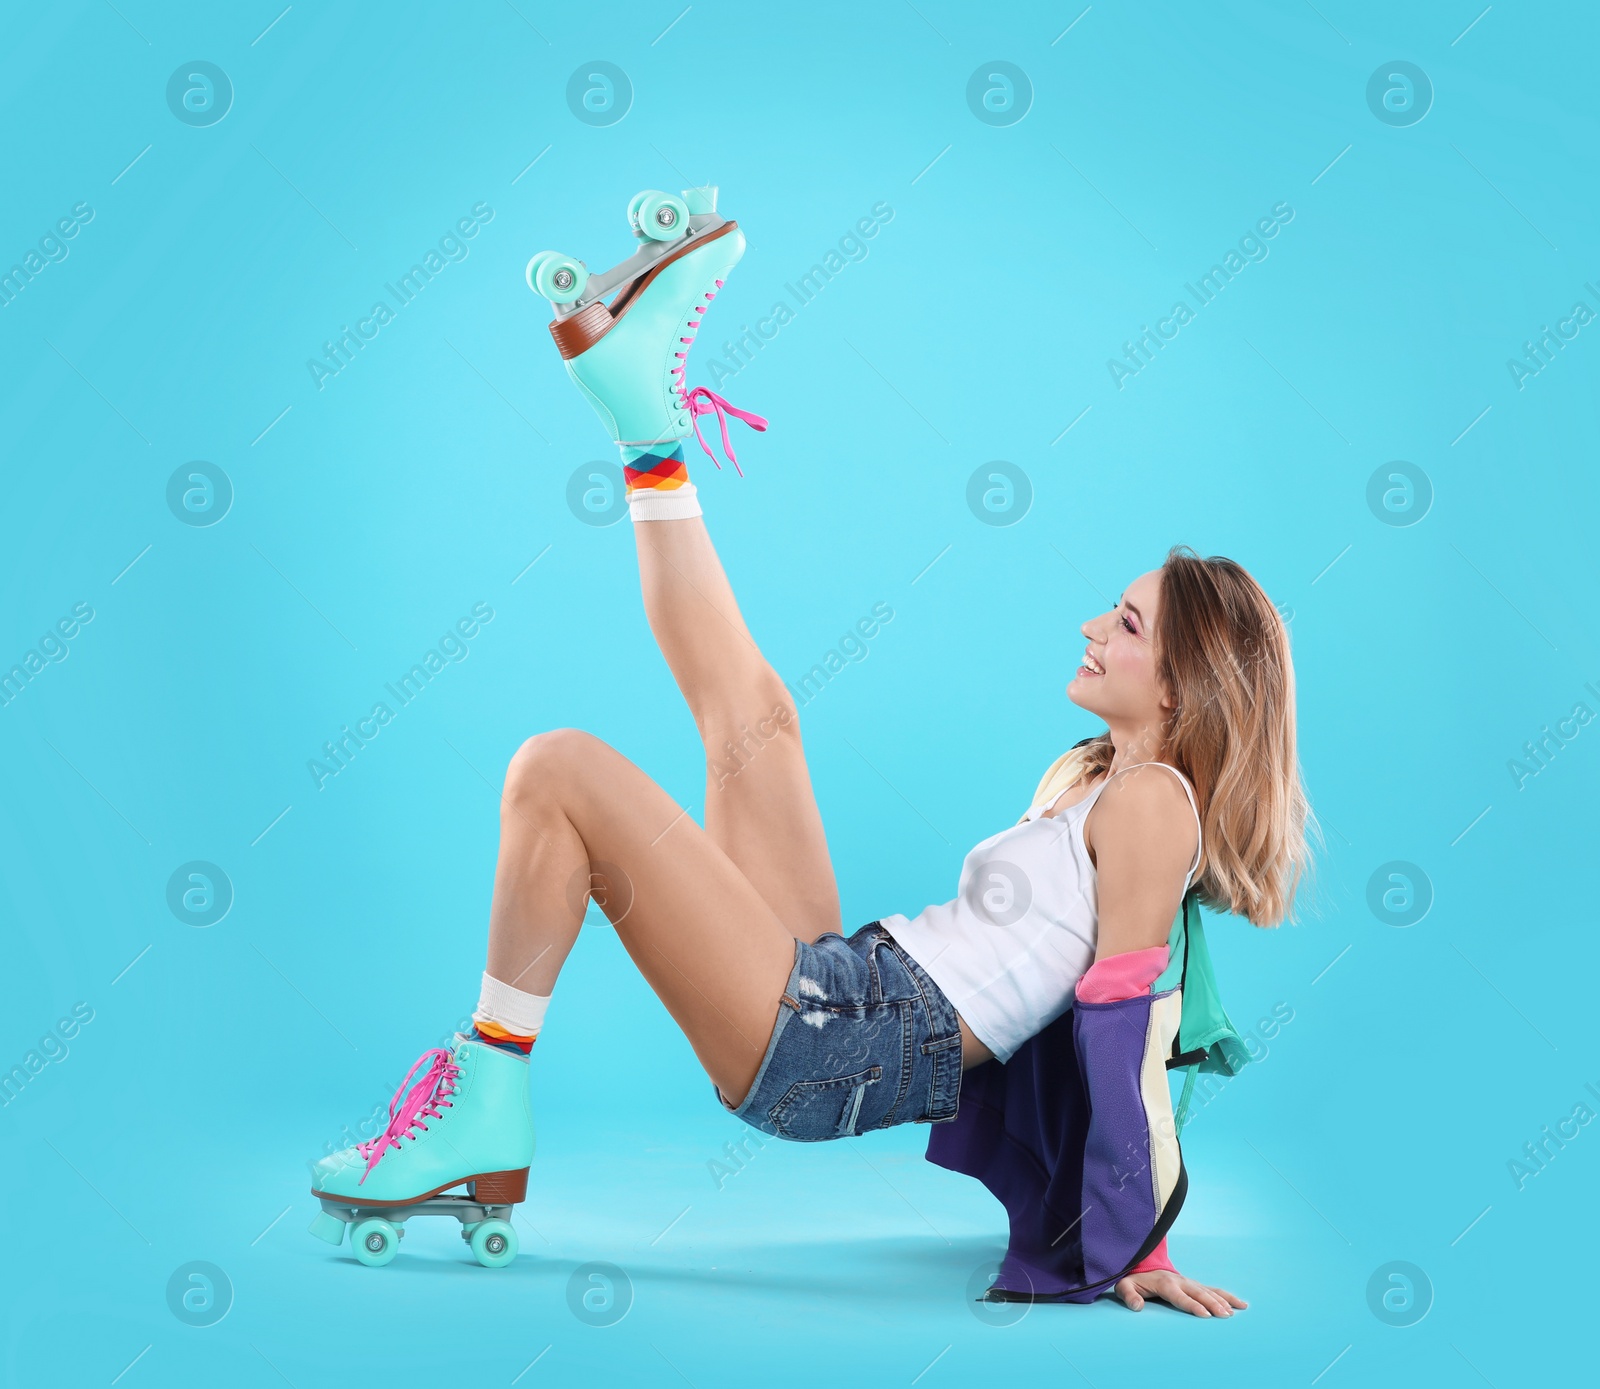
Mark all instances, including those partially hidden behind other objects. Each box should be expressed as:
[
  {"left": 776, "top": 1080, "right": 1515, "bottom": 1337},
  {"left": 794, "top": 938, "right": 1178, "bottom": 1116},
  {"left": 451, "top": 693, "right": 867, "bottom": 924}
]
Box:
[
  {"left": 472, "top": 1019, "right": 535, "bottom": 1055},
  {"left": 622, "top": 444, "right": 701, "bottom": 521},
  {"left": 622, "top": 443, "right": 688, "bottom": 491}
]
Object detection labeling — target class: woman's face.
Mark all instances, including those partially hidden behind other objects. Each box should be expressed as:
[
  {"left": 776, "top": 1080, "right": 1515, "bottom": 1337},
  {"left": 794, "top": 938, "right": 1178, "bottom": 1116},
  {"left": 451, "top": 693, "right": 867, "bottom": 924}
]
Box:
[{"left": 1067, "top": 568, "right": 1172, "bottom": 731}]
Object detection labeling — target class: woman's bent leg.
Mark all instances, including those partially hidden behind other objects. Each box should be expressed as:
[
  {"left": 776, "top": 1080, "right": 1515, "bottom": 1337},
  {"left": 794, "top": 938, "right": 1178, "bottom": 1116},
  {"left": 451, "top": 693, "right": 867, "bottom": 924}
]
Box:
[
  {"left": 633, "top": 515, "right": 842, "bottom": 942},
  {"left": 485, "top": 727, "right": 804, "bottom": 1107}
]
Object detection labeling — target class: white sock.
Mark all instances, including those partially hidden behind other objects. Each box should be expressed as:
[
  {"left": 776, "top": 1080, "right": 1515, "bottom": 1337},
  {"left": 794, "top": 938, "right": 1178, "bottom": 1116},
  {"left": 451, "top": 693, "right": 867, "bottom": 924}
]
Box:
[
  {"left": 473, "top": 971, "right": 551, "bottom": 1041},
  {"left": 628, "top": 481, "right": 702, "bottom": 522}
]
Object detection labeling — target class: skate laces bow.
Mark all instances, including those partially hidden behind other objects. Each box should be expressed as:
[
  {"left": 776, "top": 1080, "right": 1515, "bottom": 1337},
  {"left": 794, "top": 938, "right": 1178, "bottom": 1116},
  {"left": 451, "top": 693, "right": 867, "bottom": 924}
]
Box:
[
  {"left": 685, "top": 386, "right": 767, "bottom": 475},
  {"left": 357, "top": 1047, "right": 460, "bottom": 1182}
]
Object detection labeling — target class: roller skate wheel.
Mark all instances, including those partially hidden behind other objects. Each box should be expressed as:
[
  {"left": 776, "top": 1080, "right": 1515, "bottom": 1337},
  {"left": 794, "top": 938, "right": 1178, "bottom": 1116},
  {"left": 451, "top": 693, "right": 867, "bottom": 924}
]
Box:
[
  {"left": 524, "top": 250, "right": 557, "bottom": 292},
  {"left": 350, "top": 1216, "right": 400, "bottom": 1267},
  {"left": 308, "top": 1211, "right": 347, "bottom": 1246},
  {"left": 634, "top": 190, "right": 689, "bottom": 242},
  {"left": 470, "top": 1218, "right": 518, "bottom": 1269},
  {"left": 528, "top": 253, "right": 588, "bottom": 304},
  {"left": 626, "top": 190, "right": 651, "bottom": 236}
]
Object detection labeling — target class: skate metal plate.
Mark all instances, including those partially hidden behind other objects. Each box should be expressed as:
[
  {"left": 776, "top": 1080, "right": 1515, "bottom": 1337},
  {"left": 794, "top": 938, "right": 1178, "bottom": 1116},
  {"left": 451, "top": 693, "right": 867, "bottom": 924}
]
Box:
[
  {"left": 317, "top": 1195, "right": 514, "bottom": 1227},
  {"left": 553, "top": 213, "right": 727, "bottom": 319}
]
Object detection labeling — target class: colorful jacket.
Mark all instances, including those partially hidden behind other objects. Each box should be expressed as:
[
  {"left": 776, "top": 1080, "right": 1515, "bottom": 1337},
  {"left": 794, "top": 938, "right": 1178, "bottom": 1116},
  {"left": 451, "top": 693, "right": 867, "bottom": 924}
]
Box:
[{"left": 925, "top": 748, "right": 1252, "bottom": 1302}]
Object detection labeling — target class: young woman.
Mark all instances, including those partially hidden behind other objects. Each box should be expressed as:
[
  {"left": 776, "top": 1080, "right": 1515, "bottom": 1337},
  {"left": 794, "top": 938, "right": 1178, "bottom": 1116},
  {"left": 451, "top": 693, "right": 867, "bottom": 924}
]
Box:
[{"left": 308, "top": 191, "right": 1311, "bottom": 1316}]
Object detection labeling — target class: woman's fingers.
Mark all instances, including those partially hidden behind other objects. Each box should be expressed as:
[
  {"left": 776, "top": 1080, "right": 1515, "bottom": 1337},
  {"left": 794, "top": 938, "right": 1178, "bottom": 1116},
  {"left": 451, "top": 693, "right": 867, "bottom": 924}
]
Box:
[
  {"left": 1161, "top": 1280, "right": 1213, "bottom": 1317},
  {"left": 1117, "top": 1272, "right": 1250, "bottom": 1318},
  {"left": 1119, "top": 1273, "right": 1209, "bottom": 1316},
  {"left": 1185, "top": 1281, "right": 1233, "bottom": 1317}
]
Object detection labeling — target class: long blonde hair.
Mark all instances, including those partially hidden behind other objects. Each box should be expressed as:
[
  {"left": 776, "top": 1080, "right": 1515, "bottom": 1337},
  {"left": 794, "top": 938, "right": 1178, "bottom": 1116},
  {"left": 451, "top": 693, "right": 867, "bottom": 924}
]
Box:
[{"left": 1056, "top": 546, "right": 1314, "bottom": 926}]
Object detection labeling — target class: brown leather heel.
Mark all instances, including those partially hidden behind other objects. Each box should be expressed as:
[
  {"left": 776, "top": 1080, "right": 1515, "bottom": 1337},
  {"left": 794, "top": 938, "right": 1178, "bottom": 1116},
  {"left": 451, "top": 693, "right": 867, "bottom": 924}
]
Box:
[
  {"left": 549, "top": 301, "right": 613, "bottom": 359},
  {"left": 473, "top": 1168, "right": 529, "bottom": 1203}
]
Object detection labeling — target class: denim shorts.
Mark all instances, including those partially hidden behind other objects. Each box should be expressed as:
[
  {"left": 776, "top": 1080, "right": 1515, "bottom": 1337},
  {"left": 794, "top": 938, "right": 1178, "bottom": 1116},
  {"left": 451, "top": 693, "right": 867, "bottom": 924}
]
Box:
[{"left": 717, "top": 922, "right": 964, "bottom": 1141}]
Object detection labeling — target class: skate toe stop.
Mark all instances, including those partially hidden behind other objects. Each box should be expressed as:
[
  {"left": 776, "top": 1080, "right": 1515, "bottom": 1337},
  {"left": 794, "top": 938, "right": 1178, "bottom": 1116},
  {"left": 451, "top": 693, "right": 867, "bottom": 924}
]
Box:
[{"left": 308, "top": 1211, "right": 347, "bottom": 1246}]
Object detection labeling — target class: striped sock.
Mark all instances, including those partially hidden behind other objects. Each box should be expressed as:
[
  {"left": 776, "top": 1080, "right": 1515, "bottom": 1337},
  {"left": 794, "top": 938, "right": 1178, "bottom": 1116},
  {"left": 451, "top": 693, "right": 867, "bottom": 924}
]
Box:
[
  {"left": 622, "top": 443, "right": 701, "bottom": 522},
  {"left": 472, "top": 1019, "right": 535, "bottom": 1055},
  {"left": 471, "top": 972, "right": 550, "bottom": 1056}
]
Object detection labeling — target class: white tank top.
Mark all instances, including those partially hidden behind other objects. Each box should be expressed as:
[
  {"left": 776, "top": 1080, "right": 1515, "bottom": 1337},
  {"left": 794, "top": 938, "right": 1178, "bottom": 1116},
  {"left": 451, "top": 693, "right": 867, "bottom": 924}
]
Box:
[{"left": 878, "top": 762, "right": 1202, "bottom": 1063}]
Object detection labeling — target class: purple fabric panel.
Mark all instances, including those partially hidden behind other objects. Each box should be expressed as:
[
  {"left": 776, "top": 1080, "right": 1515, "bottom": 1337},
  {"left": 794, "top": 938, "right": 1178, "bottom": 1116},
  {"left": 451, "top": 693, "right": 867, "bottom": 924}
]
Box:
[
  {"left": 925, "top": 993, "right": 1169, "bottom": 1302},
  {"left": 1072, "top": 993, "right": 1161, "bottom": 1291},
  {"left": 925, "top": 1006, "right": 1093, "bottom": 1298}
]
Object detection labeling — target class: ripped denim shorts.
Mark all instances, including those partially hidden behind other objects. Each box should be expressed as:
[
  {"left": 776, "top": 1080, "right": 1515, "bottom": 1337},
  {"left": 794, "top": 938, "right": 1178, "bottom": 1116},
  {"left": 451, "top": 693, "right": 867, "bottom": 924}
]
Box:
[{"left": 716, "top": 922, "right": 964, "bottom": 1141}]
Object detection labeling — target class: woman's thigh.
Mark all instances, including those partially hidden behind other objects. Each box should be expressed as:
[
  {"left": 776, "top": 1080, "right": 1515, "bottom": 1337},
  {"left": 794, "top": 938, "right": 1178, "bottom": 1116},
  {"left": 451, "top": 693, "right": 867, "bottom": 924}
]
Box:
[
  {"left": 536, "top": 729, "right": 806, "bottom": 1106},
  {"left": 701, "top": 688, "right": 843, "bottom": 944}
]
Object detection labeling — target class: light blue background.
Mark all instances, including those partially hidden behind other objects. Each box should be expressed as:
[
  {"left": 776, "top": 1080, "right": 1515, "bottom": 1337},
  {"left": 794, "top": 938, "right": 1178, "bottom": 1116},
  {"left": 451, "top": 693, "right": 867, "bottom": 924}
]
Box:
[{"left": 2, "top": 1, "right": 1595, "bottom": 1384}]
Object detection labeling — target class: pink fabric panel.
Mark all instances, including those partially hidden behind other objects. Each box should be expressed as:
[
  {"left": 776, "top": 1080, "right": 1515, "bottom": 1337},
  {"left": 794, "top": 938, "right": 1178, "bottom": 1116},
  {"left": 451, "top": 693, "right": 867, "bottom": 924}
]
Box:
[
  {"left": 1075, "top": 945, "right": 1171, "bottom": 1003},
  {"left": 1130, "top": 1236, "right": 1176, "bottom": 1275}
]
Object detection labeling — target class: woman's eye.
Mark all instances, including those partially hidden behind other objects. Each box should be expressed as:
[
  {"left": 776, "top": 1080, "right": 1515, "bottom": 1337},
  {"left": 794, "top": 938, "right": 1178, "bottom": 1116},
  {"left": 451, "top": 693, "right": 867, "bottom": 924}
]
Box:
[{"left": 1121, "top": 615, "right": 1136, "bottom": 634}]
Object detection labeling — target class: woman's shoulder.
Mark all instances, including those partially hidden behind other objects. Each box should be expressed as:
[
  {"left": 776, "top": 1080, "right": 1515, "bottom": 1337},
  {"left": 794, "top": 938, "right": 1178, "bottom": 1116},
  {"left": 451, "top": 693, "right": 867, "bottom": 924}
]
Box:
[
  {"left": 1087, "top": 766, "right": 1200, "bottom": 955},
  {"left": 1086, "top": 764, "right": 1197, "bottom": 863}
]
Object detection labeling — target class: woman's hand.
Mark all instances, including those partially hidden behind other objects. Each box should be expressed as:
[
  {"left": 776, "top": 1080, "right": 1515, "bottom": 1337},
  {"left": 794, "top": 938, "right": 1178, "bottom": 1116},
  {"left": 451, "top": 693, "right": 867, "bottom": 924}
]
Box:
[{"left": 1115, "top": 1269, "right": 1247, "bottom": 1318}]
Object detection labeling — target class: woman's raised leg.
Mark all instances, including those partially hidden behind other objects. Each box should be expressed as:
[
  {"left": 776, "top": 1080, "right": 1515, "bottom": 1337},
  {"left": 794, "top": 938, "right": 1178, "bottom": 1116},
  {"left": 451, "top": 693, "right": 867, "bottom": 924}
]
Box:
[
  {"left": 485, "top": 727, "right": 804, "bottom": 1106},
  {"left": 631, "top": 514, "right": 843, "bottom": 942}
]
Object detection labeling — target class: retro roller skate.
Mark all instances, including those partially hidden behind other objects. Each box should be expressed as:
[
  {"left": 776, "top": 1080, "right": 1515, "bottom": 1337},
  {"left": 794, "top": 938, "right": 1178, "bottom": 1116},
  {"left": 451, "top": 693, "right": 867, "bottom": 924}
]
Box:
[
  {"left": 306, "top": 1035, "right": 534, "bottom": 1268},
  {"left": 526, "top": 185, "right": 766, "bottom": 471}
]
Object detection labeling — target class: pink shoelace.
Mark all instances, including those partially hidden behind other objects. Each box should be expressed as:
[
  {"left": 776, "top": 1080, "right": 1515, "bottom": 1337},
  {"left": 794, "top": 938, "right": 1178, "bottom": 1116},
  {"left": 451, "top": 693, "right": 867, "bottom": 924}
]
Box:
[
  {"left": 669, "top": 278, "right": 768, "bottom": 475},
  {"left": 357, "top": 1047, "right": 460, "bottom": 1184}
]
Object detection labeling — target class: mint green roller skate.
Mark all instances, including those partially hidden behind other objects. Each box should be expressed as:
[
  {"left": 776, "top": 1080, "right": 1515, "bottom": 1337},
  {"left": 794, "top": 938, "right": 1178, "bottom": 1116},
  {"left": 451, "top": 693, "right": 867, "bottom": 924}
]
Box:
[
  {"left": 306, "top": 1035, "right": 534, "bottom": 1268},
  {"left": 526, "top": 184, "right": 767, "bottom": 473}
]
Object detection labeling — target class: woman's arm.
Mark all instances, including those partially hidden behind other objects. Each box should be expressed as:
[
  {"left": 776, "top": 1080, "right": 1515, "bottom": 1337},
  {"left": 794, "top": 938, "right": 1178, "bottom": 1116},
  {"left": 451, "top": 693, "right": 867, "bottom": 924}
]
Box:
[
  {"left": 1085, "top": 764, "right": 1197, "bottom": 960},
  {"left": 1081, "top": 766, "right": 1246, "bottom": 1316}
]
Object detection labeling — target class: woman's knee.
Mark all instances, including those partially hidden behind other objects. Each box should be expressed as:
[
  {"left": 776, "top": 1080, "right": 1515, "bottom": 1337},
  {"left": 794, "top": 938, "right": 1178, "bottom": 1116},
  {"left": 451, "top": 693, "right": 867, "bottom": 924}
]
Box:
[
  {"left": 701, "top": 665, "right": 800, "bottom": 759},
  {"left": 503, "top": 728, "right": 608, "bottom": 814}
]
